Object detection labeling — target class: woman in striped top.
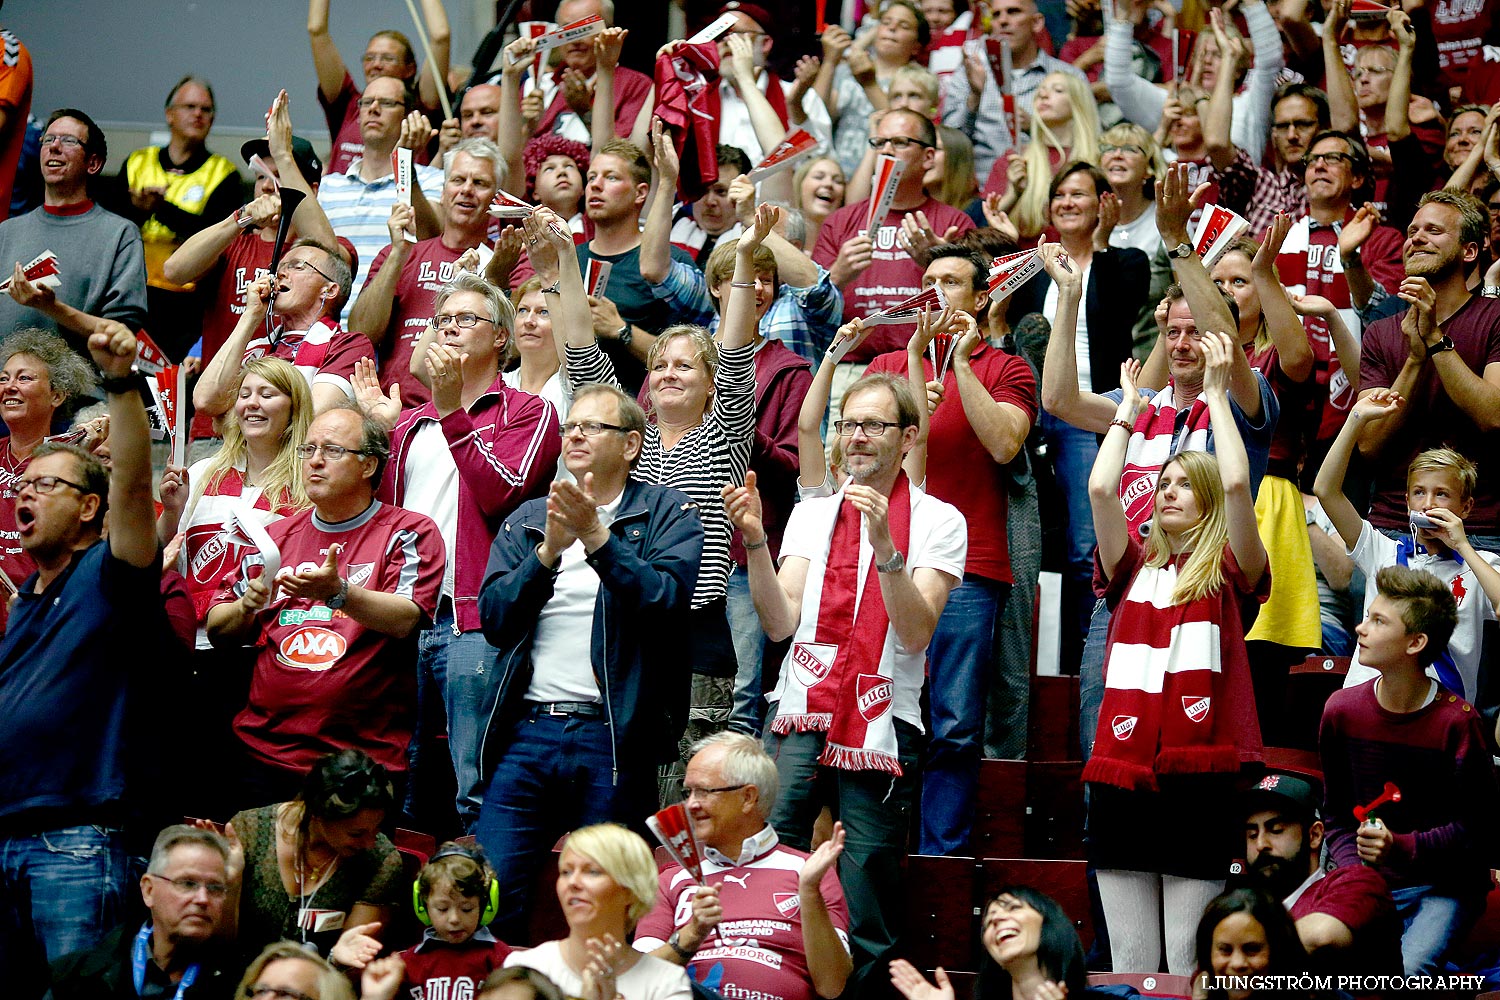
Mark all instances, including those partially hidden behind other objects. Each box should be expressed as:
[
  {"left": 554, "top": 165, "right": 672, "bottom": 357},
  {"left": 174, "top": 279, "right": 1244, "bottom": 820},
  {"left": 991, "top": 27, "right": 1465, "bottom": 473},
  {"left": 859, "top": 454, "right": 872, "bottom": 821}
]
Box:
[{"left": 523, "top": 200, "right": 763, "bottom": 680}]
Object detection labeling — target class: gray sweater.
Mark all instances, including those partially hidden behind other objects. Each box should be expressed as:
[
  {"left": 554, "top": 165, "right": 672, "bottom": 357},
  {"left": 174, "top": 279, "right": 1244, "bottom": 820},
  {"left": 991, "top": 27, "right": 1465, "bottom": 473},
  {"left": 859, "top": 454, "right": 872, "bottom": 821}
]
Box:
[{"left": 0, "top": 203, "right": 147, "bottom": 339}]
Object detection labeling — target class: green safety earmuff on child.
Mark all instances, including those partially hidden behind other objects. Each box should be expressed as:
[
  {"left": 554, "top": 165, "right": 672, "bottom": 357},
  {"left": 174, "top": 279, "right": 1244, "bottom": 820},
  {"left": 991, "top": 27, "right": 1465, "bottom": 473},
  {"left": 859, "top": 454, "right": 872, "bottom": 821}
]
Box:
[{"left": 412, "top": 842, "right": 500, "bottom": 926}]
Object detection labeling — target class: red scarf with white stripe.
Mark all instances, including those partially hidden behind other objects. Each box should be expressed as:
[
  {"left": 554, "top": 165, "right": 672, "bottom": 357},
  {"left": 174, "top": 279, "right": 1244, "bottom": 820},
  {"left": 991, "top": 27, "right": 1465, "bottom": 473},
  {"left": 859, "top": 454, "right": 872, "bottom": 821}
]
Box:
[
  {"left": 1116, "top": 384, "right": 1212, "bottom": 537},
  {"left": 770, "top": 473, "right": 912, "bottom": 774},
  {"left": 183, "top": 469, "right": 279, "bottom": 618},
  {"left": 1082, "top": 543, "right": 1263, "bottom": 791}
]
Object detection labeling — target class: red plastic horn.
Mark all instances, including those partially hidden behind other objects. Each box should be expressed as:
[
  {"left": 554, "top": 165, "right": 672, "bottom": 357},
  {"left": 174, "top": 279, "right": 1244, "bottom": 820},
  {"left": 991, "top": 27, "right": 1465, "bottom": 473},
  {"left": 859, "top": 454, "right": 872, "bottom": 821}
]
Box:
[{"left": 1353, "top": 781, "right": 1401, "bottom": 822}]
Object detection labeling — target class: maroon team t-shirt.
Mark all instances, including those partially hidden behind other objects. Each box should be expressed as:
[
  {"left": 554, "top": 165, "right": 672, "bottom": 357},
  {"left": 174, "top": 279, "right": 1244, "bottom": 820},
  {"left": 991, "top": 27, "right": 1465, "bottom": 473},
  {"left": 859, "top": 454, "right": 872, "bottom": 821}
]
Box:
[
  {"left": 215, "top": 500, "right": 444, "bottom": 774},
  {"left": 359, "top": 236, "right": 486, "bottom": 406},
  {"left": 866, "top": 342, "right": 1036, "bottom": 584},
  {"left": 811, "top": 196, "right": 974, "bottom": 363}
]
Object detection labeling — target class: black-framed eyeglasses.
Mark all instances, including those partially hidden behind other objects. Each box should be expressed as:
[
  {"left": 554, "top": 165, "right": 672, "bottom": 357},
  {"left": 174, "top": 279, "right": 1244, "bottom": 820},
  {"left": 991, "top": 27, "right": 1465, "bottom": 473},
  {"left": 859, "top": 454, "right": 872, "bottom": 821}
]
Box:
[
  {"left": 1100, "top": 144, "right": 1146, "bottom": 157},
  {"left": 148, "top": 873, "right": 229, "bottom": 897},
  {"left": 245, "top": 987, "right": 319, "bottom": 1000},
  {"left": 560, "top": 420, "right": 628, "bottom": 438},
  {"left": 16, "top": 474, "right": 90, "bottom": 496},
  {"left": 834, "top": 419, "right": 897, "bottom": 438},
  {"left": 356, "top": 96, "right": 405, "bottom": 111},
  {"left": 276, "top": 258, "right": 335, "bottom": 283},
  {"left": 682, "top": 783, "right": 747, "bottom": 801},
  {"left": 868, "top": 136, "right": 931, "bottom": 151},
  {"left": 1305, "top": 151, "right": 1355, "bottom": 167},
  {"left": 433, "top": 312, "right": 495, "bottom": 330},
  {"left": 1271, "top": 119, "right": 1319, "bottom": 133},
  {"left": 295, "top": 443, "right": 369, "bottom": 461}
]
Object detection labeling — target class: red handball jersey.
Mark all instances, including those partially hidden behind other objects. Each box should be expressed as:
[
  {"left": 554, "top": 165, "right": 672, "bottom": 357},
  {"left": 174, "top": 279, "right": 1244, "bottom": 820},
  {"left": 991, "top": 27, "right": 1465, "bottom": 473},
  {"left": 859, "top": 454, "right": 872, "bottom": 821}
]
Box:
[
  {"left": 215, "top": 500, "right": 444, "bottom": 774},
  {"left": 359, "top": 237, "right": 486, "bottom": 407}
]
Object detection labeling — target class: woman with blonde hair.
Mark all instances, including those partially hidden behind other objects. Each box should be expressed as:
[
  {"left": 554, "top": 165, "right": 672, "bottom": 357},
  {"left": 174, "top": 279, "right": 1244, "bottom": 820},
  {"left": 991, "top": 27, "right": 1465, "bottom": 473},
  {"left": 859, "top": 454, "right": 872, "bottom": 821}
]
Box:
[
  {"left": 235, "top": 942, "right": 357, "bottom": 1000},
  {"left": 506, "top": 276, "right": 569, "bottom": 416},
  {"left": 158, "top": 357, "right": 313, "bottom": 644},
  {"left": 1083, "top": 331, "right": 1268, "bottom": 977},
  {"left": 984, "top": 71, "right": 1102, "bottom": 239},
  {"left": 1099, "top": 122, "right": 1168, "bottom": 254},
  {"left": 505, "top": 824, "right": 690, "bottom": 1000},
  {"left": 927, "top": 125, "right": 981, "bottom": 215},
  {"left": 793, "top": 156, "right": 847, "bottom": 251}
]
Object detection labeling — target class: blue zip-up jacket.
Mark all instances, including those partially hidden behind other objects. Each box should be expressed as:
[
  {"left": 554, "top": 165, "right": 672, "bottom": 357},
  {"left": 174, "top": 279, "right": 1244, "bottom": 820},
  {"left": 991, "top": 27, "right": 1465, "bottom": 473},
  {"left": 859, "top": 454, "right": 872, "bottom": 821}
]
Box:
[{"left": 477, "top": 479, "right": 704, "bottom": 781}]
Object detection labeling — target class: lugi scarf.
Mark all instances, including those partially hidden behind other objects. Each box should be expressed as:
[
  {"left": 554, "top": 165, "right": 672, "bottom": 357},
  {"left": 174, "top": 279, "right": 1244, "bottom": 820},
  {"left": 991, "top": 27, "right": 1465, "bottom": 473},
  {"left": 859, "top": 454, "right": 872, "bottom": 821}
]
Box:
[
  {"left": 770, "top": 473, "right": 914, "bottom": 774},
  {"left": 182, "top": 469, "right": 283, "bottom": 620},
  {"left": 1083, "top": 540, "right": 1265, "bottom": 792},
  {"left": 1116, "top": 383, "right": 1213, "bottom": 536}
]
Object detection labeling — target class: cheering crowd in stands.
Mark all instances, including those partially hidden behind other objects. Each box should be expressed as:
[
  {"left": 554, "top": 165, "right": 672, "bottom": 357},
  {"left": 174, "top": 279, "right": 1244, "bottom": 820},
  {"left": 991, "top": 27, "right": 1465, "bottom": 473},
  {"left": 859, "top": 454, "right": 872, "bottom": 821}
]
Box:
[{"left": 4, "top": 0, "right": 1500, "bottom": 994}]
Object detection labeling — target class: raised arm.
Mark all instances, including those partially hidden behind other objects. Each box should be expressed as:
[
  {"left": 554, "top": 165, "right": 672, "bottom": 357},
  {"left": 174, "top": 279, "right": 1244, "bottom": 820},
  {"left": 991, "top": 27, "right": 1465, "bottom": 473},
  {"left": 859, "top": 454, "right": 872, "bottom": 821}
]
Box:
[
  {"left": 1103, "top": 0, "right": 1166, "bottom": 132},
  {"left": 725, "top": 34, "right": 790, "bottom": 162},
  {"left": 799, "top": 324, "right": 867, "bottom": 490},
  {"left": 1385, "top": 11, "right": 1416, "bottom": 142},
  {"left": 497, "top": 37, "right": 537, "bottom": 196},
  {"left": 721, "top": 205, "right": 780, "bottom": 351},
  {"left": 1322, "top": 0, "right": 1359, "bottom": 133},
  {"left": 1200, "top": 331, "right": 1266, "bottom": 586},
  {"left": 727, "top": 176, "right": 815, "bottom": 286},
  {"left": 92, "top": 324, "right": 157, "bottom": 568},
  {"left": 1088, "top": 360, "right": 1147, "bottom": 581},
  {"left": 951, "top": 313, "right": 1031, "bottom": 464},
  {"left": 268, "top": 90, "right": 337, "bottom": 248},
  {"left": 1316, "top": 390, "right": 1402, "bottom": 550},
  {"left": 347, "top": 207, "right": 413, "bottom": 344},
  {"left": 594, "top": 30, "right": 628, "bottom": 159},
  {"left": 724, "top": 472, "right": 807, "bottom": 641},
  {"left": 815, "top": 27, "right": 851, "bottom": 120},
  {"left": 307, "top": 0, "right": 348, "bottom": 104},
  {"left": 1251, "top": 214, "right": 1314, "bottom": 383},
  {"left": 1038, "top": 243, "right": 1115, "bottom": 432},
  {"left": 1447, "top": 107, "right": 1499, "bottom": 193},
  {"left": 414, "top": 0, "right": 452, "bottom": 112},
  {"left": 194, "top": 274, "right": 271, "bottom": 416},
  {"left": 1202, "top": 9, "right": 1245, "bottom": 173},
  {"left": 640, "top": 118, "right": 678, "bottom": 285}
]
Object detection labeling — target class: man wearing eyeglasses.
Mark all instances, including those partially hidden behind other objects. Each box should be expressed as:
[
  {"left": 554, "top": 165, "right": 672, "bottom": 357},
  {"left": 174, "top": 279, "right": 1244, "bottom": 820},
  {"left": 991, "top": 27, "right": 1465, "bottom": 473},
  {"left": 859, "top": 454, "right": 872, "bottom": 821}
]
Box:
[
  {"left": 0, "top": 108, "right": 147, "bottom": 343},
  {"left": 45, "top": 825, "right": 233, "bottom": 997},
  {"left": 475, "top": 383, "right": 704, "bottom": 939},
  {"left": 518, "top": 0, "right": 654, "bottom": 148},
  {"left": 1273, "top": 129, "right": 1405, "bottom": 479},
  {"left": 193, "top": 237, "right": 374, "bottom": 421},
  {"left": 358, "top": 272, "right": 559, "bottom": 832},
  {"left": 0, "top": 321, "right": 160, "bottom": 993},
  {"left": 349, "top": 139, "right": 505, "bottom": 406},
  {"left": 103, "top": 76, "right": 242, "bottom": 362},
  {"left": 207, "top": 402, "right": 445, "bottom": 804},
  {"left": 634, "top": 731, "right": 852, "bottom": 1000},
  {"left": 308, "top": 0, "right": 450, "bottom": 176},
  {"left": 724, "top": 371, "right": 966, "bottom": 997},
  {"left": 317, "top": 75, "right": 444, "bottom": 324}
]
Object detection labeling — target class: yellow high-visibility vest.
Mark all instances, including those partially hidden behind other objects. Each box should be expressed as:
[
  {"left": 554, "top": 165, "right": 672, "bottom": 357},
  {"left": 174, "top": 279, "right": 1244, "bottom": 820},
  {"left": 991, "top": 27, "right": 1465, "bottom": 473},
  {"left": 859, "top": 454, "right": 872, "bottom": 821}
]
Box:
[{"left": 125, "top": 146, "right": 238, "bottom": 291}]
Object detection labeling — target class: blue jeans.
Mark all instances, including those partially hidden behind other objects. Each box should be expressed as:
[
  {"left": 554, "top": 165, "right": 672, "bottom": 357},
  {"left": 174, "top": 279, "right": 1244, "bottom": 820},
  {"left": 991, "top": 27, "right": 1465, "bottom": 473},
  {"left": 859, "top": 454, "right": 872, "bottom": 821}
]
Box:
[
  {"left": 920, "top": 575, "right": 1009, "bottom": 855},
  {"left": 409, "top": 601, "right": 502, "bottom": 831},
  {"left": 1390, "top": 884, "right": 1483, "bottom": 975},
  {"left": 1079, "top": 597, "right": 1113, "bottom": 763},
  {"left": 1041, "top": 412, "right": 1101, "bottom": 670},
  {"left": 0, "top": 824, "right": 130, "bottom": 995},
  {"left": 725, "top": 566, "right": 768, "bottom": 735},
  {"left": 765, "top": 721, "right": 919, "bottom": 1000},
  {"left": 475, "top": 708, "right": 658, "bottom": 942}
]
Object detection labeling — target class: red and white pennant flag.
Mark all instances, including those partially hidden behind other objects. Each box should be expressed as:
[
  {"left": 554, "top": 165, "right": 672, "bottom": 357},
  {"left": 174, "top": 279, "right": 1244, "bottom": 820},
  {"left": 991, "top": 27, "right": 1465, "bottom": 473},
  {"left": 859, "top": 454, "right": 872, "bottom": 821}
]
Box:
[
  {"left": 864, "top": 155, "right": 906, "bottom": 239},
  {"left": 748, "top": 128, "right": 820, "bottom": 183},
  {"left": 1191, "top": 203, "right": 1250, "bottom": 268}
]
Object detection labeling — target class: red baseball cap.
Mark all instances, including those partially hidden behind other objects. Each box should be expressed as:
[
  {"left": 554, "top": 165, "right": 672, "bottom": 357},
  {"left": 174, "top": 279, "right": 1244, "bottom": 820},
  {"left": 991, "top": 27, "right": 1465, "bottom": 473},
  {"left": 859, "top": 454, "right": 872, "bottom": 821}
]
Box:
[{"left": 717, "top": 1, "right": 774, "bottom": 34}]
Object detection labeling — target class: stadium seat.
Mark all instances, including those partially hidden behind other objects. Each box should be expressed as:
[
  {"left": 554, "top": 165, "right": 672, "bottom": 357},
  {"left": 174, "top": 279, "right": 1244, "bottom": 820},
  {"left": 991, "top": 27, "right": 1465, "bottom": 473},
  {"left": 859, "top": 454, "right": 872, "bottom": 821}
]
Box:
[
  {"left": 971, "top": 759, "right": 1027, "bottom": 859},
  {"left": 1088, "top": 972, "right": 1195, "bottom": 998},
  {"left": 1261, "top": 747, "right": 1324, "bottom": 789},
  {"left": 393, "top": 827, "right": 437, "bottom": 864},
  {"left": 980, "top": 858, "right": 1092, "bottom": 949},
  {"left": 1028, "top": 675, "right": 1080, "bottom": 761},
  {"left": 1281, "top": 654, "right": 1351, "bottom": 750},
  {"left": 903, "top": 855, "right": 981, "bottom": 973},
  {"left": 526, "top": 843, "right": 571, "bottom": 946},
  {"left": 1024, "top": 761, "right": 1086, "bottom": 860}
]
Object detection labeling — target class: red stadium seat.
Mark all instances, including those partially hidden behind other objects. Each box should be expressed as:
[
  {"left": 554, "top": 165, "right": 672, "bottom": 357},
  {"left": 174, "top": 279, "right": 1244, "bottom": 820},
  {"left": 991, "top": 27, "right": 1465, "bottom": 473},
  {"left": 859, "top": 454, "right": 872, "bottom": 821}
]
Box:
[
  {"left": 1088, "top": 972, "right": 1195, "bottom": 998},
  {"left": 902, "top": 855, "right": 981, "bottom": 973},
  {"left": 1281, "top": 655, "right": 1351, "bottom": 750},
  {"left": 393, "top": 828, "right": 438, "bottom": 865},
  {"left": 1028, "top": 675, "right": 1080, "bottom": 761},
  {"left": 980, "top": 858, "right": 1092, "bottom": 949},
  {"left": 1024, "top": 761, "right": 1086, "bottom": 860},
  {"left": 971, "top": 759, "right": 1027, "bottom": 859},
  {"left": 1261, "top": 747, "right": 1324, "bottom": 789}
]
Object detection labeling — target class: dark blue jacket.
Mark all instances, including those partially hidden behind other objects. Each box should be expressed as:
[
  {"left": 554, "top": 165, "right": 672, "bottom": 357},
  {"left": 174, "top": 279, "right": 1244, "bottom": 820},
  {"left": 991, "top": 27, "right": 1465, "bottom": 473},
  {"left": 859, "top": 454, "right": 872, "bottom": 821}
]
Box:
[{"left": 477, "top": 479, "right": 703, "bottom": 781}]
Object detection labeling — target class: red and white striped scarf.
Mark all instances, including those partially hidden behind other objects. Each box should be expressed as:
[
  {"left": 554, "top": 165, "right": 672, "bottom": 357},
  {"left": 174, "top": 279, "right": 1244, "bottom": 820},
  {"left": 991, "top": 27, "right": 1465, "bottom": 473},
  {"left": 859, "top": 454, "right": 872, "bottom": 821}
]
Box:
[
  {"left": 1116, "top": 384, "right": 1213, "bottom": 536},
  {"left": 770, "top": 474, "right": 913, "bottom": 774}
]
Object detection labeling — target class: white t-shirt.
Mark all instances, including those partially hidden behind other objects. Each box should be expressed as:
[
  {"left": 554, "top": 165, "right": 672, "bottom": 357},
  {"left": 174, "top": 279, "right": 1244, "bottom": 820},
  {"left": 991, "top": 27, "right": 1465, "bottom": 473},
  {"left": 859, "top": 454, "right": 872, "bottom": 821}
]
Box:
[
  {"left": 769, "top": 481, "right": 968, "bottom": 730},
  {"left": 1110, "top": 202, "right": 1161, "bottom": 256},
  {"left": 506, "top": 940, "right": 692, "bottom": 1000},
  {"left": 524, "top": 494, "right": 622, "bottom": 705},
  {"left": 1343, "top": 521, "right": 1500, "bottom": 699},
  {"left": 1043, "top": 261, "right": 1094, "bottom": 392},
  {"left": 504, "top": 368, "right": 572, "bottom": 482},
  {"left": 403, "top": 419, "right": 460, "bottom": 599}
]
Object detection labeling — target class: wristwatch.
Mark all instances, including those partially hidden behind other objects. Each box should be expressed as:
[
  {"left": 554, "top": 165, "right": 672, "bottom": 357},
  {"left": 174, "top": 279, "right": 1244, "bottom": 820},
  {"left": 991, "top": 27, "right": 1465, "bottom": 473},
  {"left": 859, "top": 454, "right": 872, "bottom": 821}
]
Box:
[
  {"left": 876, "top": 551, "right": 906, "bottom": 574},
  {"left": 1427, "top": 335, "right": 1455, "bottom": 358},
  {"left": 667, "top": 930, "right": 696, "bottom": 960},
  {"left": 327, "top": 577, "right": 350, "bottom": 610},
  {"left": 1168, "top": 242, "right": 1194, "bottom": 259},
  {"left": 617, "top": 322, "right": 634, "bottom": 347}
]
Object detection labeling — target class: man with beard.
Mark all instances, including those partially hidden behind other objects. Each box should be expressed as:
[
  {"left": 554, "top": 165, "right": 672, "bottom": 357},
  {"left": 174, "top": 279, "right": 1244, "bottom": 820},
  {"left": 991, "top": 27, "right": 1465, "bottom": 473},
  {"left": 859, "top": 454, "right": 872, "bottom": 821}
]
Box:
[
  {"left": 1242, "top": 773, "right": 1401, "bottom": 979},
  {"left": 724, "top": 371, "right": 965, "bottom": 997},
  {"left": 1356, "top": 190, "right": 1500, "bottom": 548}
]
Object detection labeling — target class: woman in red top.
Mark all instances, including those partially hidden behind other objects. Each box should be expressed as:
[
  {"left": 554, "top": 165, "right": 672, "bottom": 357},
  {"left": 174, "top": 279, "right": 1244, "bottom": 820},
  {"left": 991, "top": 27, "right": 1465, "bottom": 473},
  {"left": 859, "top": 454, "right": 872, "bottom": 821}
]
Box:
[{"left": 1084, "top": 334, "right": 1268, "bottom": 977}]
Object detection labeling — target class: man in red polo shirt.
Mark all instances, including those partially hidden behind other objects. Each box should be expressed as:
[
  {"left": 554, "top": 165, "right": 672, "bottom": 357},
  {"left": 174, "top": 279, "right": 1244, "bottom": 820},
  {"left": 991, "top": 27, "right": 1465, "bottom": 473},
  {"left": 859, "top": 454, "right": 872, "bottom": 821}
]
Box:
[
  {"left": 348, "top": 138, "right": 501, "bottom": 407},
  {"left": 864, "top": 244, "right": 1035, "bottom": 856}
]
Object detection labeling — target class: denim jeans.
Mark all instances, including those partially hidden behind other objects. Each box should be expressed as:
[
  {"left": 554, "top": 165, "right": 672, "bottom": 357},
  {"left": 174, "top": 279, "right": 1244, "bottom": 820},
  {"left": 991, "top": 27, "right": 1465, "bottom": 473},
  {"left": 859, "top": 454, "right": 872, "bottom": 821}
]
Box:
[
  {"left": 725, "top": 566, "right": 769, "bottom": 736},
  {"left": 1390, "top": 884, "right": 1483, "bottom": 975},
  {"left": 0, "top": 824, "right": 130, "bottom": 995},
  {"left": 474, "top": 709, "right": 658, "bottom": 943},
  {"left": 765, "top": 721, "right": 920, "bottom": 1000},
  {"left": 1078, "top": 597, "right": 1113, "bottom": 763},
  {"left": 409, "top": 600, "right": 502, "bottom": 831},
  {"left": 1041, "top": 411, "right": 1101, "bottom": 671},
  {"left": 920, "top": 575, "right": 1009, "bottom": 856}
]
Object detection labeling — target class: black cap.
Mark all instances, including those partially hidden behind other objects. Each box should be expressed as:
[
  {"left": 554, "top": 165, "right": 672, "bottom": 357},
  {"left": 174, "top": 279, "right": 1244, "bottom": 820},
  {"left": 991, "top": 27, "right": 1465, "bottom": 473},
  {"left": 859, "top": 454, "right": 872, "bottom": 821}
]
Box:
[
  {"left": 1243, "top": 772, "right": 1321, "bottom": 824},
  {"left": 240, "top": 135, "right": 323, "bottom": 187}
]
